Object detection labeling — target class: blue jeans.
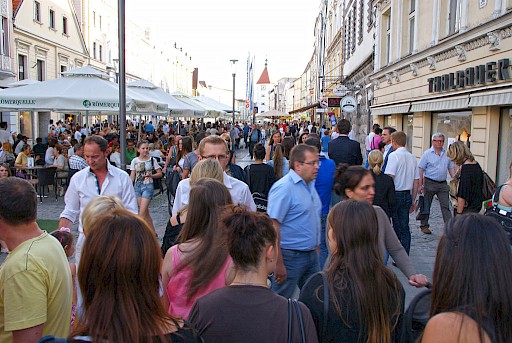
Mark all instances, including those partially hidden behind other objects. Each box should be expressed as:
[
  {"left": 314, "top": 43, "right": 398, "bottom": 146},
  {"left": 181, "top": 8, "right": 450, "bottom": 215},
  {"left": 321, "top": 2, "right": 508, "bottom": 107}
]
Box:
[
  {"left": 271, "top": 249, "right": 320, "bottom": 298},
  {"left": 134, "top": 182, "right": 154, "bottom": 199},
  {"left": 392, "top": 191, "right": 412, "bottom": 254},
  {"left": 320, "top": 214, "right": 329, "bottom": 269}
]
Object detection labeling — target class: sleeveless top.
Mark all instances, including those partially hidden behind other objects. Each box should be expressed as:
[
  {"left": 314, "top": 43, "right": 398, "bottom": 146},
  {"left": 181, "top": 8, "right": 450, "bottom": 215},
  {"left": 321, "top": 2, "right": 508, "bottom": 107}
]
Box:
[
  {"left": 496, "top": 184, "right": 512, "bottom": 212},
  {"left": 166, "top": 245, "right": 231, "bottom": 319},
  {"left": 456, "top": 307, "right": 497, "bottom": 343}
]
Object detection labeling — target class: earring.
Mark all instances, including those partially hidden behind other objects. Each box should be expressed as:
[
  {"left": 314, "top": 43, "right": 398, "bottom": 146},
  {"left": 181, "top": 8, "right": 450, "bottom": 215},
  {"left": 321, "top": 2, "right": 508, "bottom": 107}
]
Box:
[{"left": 268, "top": 258, "right": 274, "bottom": 263}]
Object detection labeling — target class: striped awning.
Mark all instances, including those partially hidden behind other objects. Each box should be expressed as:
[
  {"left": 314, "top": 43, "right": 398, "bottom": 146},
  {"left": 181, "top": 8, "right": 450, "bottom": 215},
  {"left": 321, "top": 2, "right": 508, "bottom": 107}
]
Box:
[
  {"left": 410, "top": 95, "right": 469, "bottom": 112},
  {"left": 469, "top": 89, "right": 512, "bottom": 107},
  {"left": 370, "top": 103, "right": 411, "bottom": 116}
]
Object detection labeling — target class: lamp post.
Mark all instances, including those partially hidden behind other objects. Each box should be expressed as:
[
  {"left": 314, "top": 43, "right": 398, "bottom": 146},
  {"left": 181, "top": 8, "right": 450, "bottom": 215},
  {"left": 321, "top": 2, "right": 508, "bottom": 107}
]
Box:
[{"left": 230, "top": 59, "right": 238, "bottom": 124}]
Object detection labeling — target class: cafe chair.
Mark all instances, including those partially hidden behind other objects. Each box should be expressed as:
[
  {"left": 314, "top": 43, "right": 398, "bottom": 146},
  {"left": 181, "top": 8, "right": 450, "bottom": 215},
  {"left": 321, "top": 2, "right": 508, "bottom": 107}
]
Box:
[{"left": 35, "top": 167, "right": 57, "bottom": 202}]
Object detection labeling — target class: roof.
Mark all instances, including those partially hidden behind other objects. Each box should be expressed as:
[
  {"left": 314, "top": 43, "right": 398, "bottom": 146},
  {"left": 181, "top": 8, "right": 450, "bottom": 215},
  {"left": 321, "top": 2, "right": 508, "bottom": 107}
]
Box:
[
  {"left": 13, "top": 0, "right": 23, "bottom": 18},
  {"left": 256, "top": 66, "right": 270, "bottom": 84}
]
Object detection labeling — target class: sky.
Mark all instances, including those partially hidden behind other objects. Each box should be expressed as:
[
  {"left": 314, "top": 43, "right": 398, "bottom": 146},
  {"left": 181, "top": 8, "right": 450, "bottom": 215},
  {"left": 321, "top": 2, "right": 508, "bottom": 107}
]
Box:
[{"left": 126, "top": 0, "right": 320, "bottom": 96}]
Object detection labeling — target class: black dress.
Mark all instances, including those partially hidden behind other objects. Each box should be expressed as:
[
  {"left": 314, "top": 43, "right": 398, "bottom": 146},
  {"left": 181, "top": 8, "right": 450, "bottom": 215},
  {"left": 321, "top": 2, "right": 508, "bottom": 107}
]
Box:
[
  {"left": 458, "top": 163, "right": 484, "bottom": 213},
  {"left": 372, "top": 171, "right": 396, "bottom": 218}
]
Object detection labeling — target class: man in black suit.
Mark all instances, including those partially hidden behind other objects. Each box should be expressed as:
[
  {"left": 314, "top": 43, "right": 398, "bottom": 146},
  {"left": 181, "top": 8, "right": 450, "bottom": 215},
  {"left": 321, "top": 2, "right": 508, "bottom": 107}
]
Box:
[{"left": 328, "top": 119, "right": 363, "bottom": 166}]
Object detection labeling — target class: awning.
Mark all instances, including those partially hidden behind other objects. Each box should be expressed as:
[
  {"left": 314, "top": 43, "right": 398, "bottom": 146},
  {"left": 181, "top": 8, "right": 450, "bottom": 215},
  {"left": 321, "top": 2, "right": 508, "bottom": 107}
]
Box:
[
  {"left": 410, "top": 95, "right": 469, "bottom": 112},
  {"left": 289, "top": 102, "right": 319, "bottom": 114},
  {"left": 371, "top": 103, "right": 411, "bottom": 116},
  {"left": 469, "top": 89, "right": 512, "bottom": 107}
]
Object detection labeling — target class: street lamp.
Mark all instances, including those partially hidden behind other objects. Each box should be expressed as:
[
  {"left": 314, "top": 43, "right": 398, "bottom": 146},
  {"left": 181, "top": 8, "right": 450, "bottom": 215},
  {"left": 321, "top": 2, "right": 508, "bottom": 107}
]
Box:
[{"left": 230, "top": 59, "right": 238, "bottom": 124}]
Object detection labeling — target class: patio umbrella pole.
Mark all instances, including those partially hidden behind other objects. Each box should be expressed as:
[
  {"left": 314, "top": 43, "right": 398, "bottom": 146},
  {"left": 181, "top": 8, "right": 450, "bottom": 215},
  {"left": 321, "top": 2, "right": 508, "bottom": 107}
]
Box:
[{"left": 118, "top": 0, "right": 127, "bottom": 167}]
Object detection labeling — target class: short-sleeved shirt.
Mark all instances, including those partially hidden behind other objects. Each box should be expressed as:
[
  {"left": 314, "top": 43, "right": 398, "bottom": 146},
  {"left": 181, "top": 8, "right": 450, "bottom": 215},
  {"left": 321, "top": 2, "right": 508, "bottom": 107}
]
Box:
[
  {"left": 15, "top": 152, "right": 28, "bottom": 166},
  {"left": 385, "top": 147, "right": 420, "bottom": 191},
  {"left": 418, "top": 147, "right": 455, "bottom": 182},
  {"left": 183, "top": 152, "right": 199, "bottom": 172},
  {"left": 458, "top": 163, "right": 484, "bottom": 212},
  {"left": 267, "top": 169, "right": 322, "bottom": 250},
  {"left": 315, "top": 156, "right": 336, "bottom": 214},
  {"left": 0, "top": 232, "right": 72, "bottom": 340},
  {"left": 130, "top": 157, "right": 160, "bottom": 184}
]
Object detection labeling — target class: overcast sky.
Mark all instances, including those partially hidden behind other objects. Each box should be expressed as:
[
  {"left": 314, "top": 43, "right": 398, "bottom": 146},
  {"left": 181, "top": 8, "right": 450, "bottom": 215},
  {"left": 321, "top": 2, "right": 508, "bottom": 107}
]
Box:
[{"left": 126, "top": 0, "right": 319, "bottom": 95}]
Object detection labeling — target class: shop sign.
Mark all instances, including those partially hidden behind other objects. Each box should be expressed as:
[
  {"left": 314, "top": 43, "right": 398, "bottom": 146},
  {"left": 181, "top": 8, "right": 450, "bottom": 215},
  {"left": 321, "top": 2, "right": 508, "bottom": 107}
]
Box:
[
  {"left": 341, "top": 96, "right": 357, "bottom": 113},
  {"left": 0, "top": 99, "right": 36, "bottom": 105},
  {"left": 428, "top": 59, "right": 510, "bottom": 93},
  {"left": 327, "top": 97, "right": 341, "bottom": 107}
]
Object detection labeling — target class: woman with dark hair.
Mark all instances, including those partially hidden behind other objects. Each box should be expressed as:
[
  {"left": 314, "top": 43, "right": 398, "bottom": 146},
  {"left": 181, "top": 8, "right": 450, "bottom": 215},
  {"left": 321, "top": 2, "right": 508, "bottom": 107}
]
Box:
[
  {"left": 65, "top": 209, "right": 201, "bottom": 342},
  {"left": 265, "top": 131, "right": 282, "bottom": 162},
  {"left": 299, "top": 132, "right": 309, "bottom": 145},
  {"left": 300, "top": 200, "right": 404, "bottom": 342},
  {"left": 189, "top": 206, "right": 318, "bottom": 342},
  {"left": 162, "top": 178, "right": 234, "bottom": 319},
  {"left": 267, "top": 144, "right": 289, "bottom": 180},
  {"left": 447, "top": 141, "right": 484, "bottom": 215},
  {"left": 422, "top": 214, "right": 512, "bottom": 342},
  {"left": 281, "top": 136, "right": 295, "bottom": 160},
  {"left": 334, "top": 164, "right": 429, "bottom": 287}
]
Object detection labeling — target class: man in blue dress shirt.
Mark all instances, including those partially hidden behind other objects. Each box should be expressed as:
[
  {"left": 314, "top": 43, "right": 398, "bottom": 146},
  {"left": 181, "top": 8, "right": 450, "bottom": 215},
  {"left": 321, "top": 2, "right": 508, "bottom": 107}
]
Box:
[{"left": 267, "top": 144, "right": 322, "bottom": 298}]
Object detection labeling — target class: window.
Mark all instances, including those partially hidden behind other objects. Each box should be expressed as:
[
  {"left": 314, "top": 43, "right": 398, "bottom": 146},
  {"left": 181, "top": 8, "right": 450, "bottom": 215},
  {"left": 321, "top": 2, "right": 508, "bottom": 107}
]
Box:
[
  {"left": 60, "top": 65, "right": 67, "bottom": 75},
  {"left": 93, "top": 42, "right": 96, "bottom": 59},
  {"left": 408, "top": 0, "right": 415, "bottom": 53},
  {"left": 448, "top": 0, "right": 461, "bottom": 35},
  {"left": 385, "top": 10, "right": 391, "bottom": 65},
  {"left": 36, "top": 59, "right": 45, "bottom": 81},
  {"left": 49, "top": 9, "right": 55, "bottom": 29},
  {"left": 18, "top": 54, "right": 27, "bottom": 80},
  {"left": 99, "top": 15, "right": 102, "bottom": 30},
  {"left": 1, "top": 17, "right": 8, "bottom": 56},
  {"left": 93, "top": 11, "right": 96, "bottom": 27},
  {"left": 99, "top": 45, "right": 102, "bottom": 61},
  {"left": 62, "top": 17, "right": 68, "bottom": 35},
  {"left": 34, "top": 1, "right": 41, "bottom": 22}
]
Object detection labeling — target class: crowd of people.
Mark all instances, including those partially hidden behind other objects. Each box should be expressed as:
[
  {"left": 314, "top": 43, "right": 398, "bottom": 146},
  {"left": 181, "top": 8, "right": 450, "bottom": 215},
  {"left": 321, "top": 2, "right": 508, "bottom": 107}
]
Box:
[{"left": 0, "top": 116, "right": 511, "bottom": 343}]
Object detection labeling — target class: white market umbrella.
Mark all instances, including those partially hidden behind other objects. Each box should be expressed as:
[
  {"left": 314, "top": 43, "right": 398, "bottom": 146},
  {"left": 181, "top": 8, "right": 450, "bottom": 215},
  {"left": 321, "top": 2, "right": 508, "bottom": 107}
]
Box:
[
  {"left": 0, "top": 66, "right": 167, "bottom": 114},
  {"left": 172, "top": 91, "right": 225, "bottom": 118},
  {"left": 7, "top": 79, "right": 40, "bottom": 88},
  {"left": 194, "top": 95, "right": 232, "bottom": 112},
  {"left": 255, "top": 109, "right": 288, "bottom": 118},
  {"left": 127, "top": 80, "right": 205, "bottom": 117}
]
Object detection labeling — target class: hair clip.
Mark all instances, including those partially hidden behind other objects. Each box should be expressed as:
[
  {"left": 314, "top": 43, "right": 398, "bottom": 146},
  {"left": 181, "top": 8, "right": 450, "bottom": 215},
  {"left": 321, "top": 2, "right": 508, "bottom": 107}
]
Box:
[{"left": 58, "top": 227, "right": 71, "bottom": 233}]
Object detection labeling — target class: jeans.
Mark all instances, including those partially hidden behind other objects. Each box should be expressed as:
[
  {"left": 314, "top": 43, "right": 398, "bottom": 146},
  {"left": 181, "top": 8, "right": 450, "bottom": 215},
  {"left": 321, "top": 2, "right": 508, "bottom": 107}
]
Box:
[
  {"left": 421, "top": 178, "right": 452, "bottom": 228},
  {"left": 249, "top": 141, "right": 257, "bottom": 158},
  {"left": 271, "top": 249, "right": 320, "bottom": 299},
  {"left": 134, "top": 182, "right": 154, "bottom": 199},
  {"left": 392, "top": 191, "right": 412, "bottom": 254},
  {"left": 319, "top": 214, "right": 329, "bottom": 269}
]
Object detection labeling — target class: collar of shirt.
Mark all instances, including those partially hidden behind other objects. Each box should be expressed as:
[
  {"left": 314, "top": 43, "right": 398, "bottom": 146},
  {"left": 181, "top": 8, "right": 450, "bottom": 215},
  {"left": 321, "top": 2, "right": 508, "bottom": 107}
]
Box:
[
  {"left": 384, "top": 144, "right": 392, "bottom": 152},
  {"left": 395, "top": 146, "right": 408, "bottom": 153},
  {"left": 223, "top": 172, "right": 233, "bottom": 189},
  {"left": 429, "top": 146, "right": 446, "bottom": 156}
]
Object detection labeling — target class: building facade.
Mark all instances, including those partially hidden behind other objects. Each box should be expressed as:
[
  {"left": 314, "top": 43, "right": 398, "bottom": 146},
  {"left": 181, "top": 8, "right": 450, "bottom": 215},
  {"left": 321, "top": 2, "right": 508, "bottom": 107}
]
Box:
[{"left": 371, "top": 0, "right": 512, "bottom": 183}]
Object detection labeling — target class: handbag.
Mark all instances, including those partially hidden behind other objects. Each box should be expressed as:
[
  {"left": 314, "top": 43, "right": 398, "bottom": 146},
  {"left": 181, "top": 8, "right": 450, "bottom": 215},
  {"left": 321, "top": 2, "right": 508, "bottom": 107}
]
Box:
[
  {"left": 449, "top": 169, "right": 461, "bottom": 208},
  {"left": 287, "top": 299, "right": 306, "bottom": 343},
  {"left": 415, "top": 195, "right": 430, "bottom": 221},
  {"left": 482, "top": 171, "right": 497, "bottom": 201},
  {"left": 484, "top": 185, "right": 512, "bottom": 244}
]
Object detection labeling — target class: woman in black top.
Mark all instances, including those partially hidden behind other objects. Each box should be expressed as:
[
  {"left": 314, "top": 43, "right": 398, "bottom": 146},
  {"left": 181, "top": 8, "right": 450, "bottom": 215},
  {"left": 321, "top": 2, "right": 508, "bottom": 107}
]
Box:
[
  {"left": 368, "top": 150, "right": 396, "bottom": 218},
  {"left": 299, "top": 200, "right": 404, "bottom": 343},
  {"left": 447, "top": 141, "right": 483, "bottom": 214},
  {"left": 189, "top": 207, "right": 318, "bottom": 343}
]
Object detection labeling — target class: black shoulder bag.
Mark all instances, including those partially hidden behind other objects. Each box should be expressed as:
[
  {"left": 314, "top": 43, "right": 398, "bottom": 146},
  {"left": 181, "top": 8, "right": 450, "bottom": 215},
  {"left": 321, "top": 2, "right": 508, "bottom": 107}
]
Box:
[
  {"left": 484, "top": 185, "right": 512, "bottom": 244},
  {"left": 288, "top": 299, "right": 306, "bottom": 343}
]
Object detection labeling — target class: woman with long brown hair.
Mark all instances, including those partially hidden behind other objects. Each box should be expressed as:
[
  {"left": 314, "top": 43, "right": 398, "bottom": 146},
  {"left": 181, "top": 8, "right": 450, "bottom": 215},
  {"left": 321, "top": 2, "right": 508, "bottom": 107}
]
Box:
[
  {"left": 162, "top": 178, "right": 234, "bottom": 319},
  {"left": 422, "top": 214, "right": 512, "bottom": 342},
  {"left": 68, "top": 209, "right": 201, "bottom": 342},
  {"left": 299, "top": 200, "right": 404, "bottom": 342},
  {"left": 267, "top": 144, "right": 289, "bottom": 180},
  {"left": 265, "top": 131, "right": 282, "bottom": 162}
]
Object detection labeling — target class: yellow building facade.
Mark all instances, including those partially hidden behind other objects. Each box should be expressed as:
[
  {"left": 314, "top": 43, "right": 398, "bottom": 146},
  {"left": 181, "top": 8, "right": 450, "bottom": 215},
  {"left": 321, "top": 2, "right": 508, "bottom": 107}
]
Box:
[{"left": 371, "top": 0, "right": 512, "bottom": 184}]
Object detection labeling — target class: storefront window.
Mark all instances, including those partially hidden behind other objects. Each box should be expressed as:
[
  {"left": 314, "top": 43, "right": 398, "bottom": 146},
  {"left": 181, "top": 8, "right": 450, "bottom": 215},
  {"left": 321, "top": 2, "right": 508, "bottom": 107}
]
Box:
[
  {"left": 19, "top": 111, "right": 32, "bottom": 138},
  {"left": 497, "top": 108, "right": 512, "bottom": 185},
  {"left": 432, "top": 111, "right": 472, "bottom": 149},
  {"left": 383, "top": 115, "right": 391, "bottom": 128},
  {"left": 402, "top": 114, "right": 413, "bottom": 151}
]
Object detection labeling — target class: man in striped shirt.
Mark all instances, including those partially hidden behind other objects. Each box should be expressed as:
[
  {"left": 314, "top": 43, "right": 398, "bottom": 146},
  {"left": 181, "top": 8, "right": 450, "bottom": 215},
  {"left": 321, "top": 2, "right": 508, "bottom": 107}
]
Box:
[{"left": 418, "top": 132, "right": 457, "bottom": 234}]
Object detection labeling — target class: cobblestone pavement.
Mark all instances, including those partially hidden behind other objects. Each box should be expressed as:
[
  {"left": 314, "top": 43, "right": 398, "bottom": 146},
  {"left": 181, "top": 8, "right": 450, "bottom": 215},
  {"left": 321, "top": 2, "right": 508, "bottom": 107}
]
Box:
[{"left": 7, "top": 148, "right": 443, "bottom": 307}]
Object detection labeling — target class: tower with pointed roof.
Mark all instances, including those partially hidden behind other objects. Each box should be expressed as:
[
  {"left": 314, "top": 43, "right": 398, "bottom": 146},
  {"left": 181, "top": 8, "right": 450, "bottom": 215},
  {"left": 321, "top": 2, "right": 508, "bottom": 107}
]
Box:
[{"left": 255, "top": 59, "right": 271, "bottom": 114}]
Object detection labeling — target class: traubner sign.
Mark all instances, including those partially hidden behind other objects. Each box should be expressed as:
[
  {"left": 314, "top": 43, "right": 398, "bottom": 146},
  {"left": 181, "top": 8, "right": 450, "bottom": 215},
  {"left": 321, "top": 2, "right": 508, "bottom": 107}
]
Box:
[{"left": 428, "top": 59, "right": 510, "bottom": 93}]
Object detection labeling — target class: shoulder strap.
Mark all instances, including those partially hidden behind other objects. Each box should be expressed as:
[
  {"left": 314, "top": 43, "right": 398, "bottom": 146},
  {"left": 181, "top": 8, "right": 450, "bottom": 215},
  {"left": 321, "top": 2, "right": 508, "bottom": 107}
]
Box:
[
  {"left": 492, "top": 184, "right": 504, "bottom": 205},
  {"left": 292, "top": 300, "right": 306, "bottom": 343},
  {"left": 287, "top": 299, "right": 293, "bottom": 343},
  {"left": 321, "top": 272, "right": 329, "bottom": 339}
]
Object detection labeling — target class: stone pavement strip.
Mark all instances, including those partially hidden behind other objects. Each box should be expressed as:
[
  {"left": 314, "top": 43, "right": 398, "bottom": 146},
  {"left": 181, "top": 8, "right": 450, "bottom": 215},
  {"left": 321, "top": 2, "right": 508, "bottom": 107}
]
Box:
[{"left": 3, "top": 148, "right": 444, "bottom": 307}]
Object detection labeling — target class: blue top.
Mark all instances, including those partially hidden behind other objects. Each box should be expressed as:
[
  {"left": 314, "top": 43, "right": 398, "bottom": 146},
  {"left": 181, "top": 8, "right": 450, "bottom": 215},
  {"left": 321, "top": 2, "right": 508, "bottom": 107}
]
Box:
[
  {"left": 267, "top": 169, "right": 322, "bottom": 250},
  {"left": 418, "top": 147, "right": 455, "bottom": 182},
  {"left": 267, "top": 157, "right": 290, "bottom": 178},
  {"left": 321, "top": 135, "right": 330, "bottom": 152},
  {"left": 145, "top": 123, "right": 155, "bottom": 133},
  {"left": 315, "top": 156, "right": 336, "bottom": 214}
]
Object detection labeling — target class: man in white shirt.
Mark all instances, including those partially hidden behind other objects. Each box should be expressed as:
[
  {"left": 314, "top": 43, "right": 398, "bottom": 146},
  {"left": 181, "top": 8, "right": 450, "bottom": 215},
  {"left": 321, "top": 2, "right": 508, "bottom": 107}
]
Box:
[
  {"left": 74, "top": 127, "right": 82, "bottom": 141},
  {"left": 58, "top": 135, "right": 138, "bottom": 265},
  {"left": 0, "top": 122, "right": 13, "bottom": 145},
  {"left": 385, "top": 131, "right": 419, "bottom": 255},
  {"left": 172, "top": 135, "right": 256, "bottom": 215}
]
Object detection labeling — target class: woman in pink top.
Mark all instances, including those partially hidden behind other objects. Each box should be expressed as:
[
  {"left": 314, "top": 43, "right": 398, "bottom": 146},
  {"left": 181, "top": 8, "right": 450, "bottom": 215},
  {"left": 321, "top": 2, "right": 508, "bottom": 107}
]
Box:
[{"left": 162, "top": 178, "right": 234, "bottom": 318}]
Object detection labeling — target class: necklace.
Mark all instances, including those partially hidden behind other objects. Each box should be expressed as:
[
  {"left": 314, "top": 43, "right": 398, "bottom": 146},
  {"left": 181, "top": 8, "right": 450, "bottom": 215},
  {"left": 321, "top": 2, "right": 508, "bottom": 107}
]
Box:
[{"left": 230, "top": 281, "right": 268, "bottom": 288}]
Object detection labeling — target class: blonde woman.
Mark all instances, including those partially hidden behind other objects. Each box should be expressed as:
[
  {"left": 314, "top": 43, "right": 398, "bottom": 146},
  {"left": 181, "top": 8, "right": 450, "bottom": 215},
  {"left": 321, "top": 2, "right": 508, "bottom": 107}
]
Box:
[
  {"left": 368, "top": 150, "right": 396, "bottom": 219},
  {"left": 447, "top": 141, "right": 483, "bottom": 215}
]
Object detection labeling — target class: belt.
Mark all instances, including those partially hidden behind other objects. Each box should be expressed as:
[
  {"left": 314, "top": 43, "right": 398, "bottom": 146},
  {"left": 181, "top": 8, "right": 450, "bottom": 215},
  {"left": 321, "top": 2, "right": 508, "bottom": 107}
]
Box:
[
  {"left": 425, "top": 177, "right": 446, "bottom": 184},
  {"left": 396, "top": 190, "right": 411, "bottom": 193}
]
